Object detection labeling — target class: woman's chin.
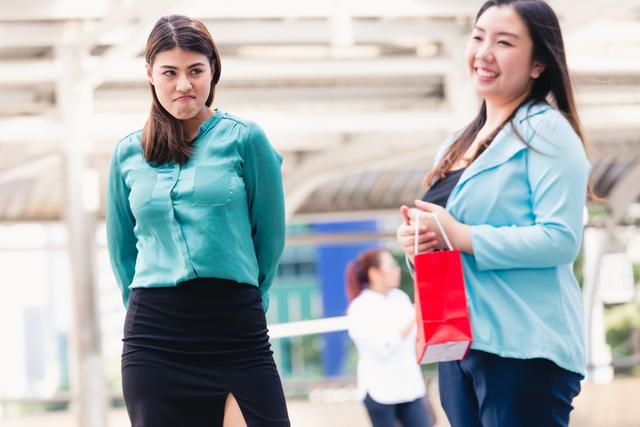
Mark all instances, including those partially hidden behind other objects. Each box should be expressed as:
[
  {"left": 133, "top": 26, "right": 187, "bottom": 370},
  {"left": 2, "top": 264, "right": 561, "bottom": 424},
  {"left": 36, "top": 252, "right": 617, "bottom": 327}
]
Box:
[{"left": 171, "top": 110, "right": 198, "bottom": 121}]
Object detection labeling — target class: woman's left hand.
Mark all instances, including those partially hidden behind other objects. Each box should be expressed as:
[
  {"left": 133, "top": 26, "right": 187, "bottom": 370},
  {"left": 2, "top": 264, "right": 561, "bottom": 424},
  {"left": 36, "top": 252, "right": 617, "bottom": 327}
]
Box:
[{"left": 413, "top": 200, "right": 473, "bottom": 253}]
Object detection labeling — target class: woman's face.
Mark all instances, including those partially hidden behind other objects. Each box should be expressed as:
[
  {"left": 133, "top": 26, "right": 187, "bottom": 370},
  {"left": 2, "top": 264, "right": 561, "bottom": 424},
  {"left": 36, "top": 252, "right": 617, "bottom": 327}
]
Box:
[
  {"left": 465, "top": 5, "right": 544, "bottom": 105},
  {"left": 375, "top": 252, "right": 402, "bottom": 291},
  {"left": 146, "top": 47, "right": 213, "bottom": 121}
]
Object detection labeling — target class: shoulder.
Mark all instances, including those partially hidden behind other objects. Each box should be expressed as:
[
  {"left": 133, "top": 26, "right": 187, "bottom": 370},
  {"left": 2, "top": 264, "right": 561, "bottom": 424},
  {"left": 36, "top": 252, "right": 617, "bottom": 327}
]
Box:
[
  {"left": 517, "top": 102, "right": 563, "bottom": 132},
  {"left": 517, "top": 102, "right": 583, "bottom": 153},
  {"left": 347, "top": 291, "right": 372, "bottom": 315},
  {"left": 218, "top": 112, "right": 265, "bottom": 138},
  {"left": 219, "top": 111, "right": 253, "bottom": 128},
  {"left": 389, "top": 288, "right": 411, "bottom": 304},
  {"left": 220, "top": 112, "right": 280, "bottom": 161},
  {"left": 389, "top": 288, "right": 409, "bottom": 298},
  {"left": 218, "top": 112, "right": 266, "bottom": 141},
  {"left": 113, "top": 129, "right": 143, "bottom": 162}
]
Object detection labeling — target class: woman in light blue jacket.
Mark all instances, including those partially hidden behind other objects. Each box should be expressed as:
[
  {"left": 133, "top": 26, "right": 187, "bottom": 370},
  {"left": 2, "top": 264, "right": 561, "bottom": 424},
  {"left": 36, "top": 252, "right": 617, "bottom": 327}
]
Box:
[{"left": 396, "top": 1, "right": 594, "bottom": 426}]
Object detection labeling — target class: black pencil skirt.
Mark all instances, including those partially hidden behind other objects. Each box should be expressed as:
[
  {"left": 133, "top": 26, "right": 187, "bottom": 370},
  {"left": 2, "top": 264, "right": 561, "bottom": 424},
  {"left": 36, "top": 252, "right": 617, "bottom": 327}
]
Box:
[{"left": 121, "top": 278, "right": 290, "bottom": 427}]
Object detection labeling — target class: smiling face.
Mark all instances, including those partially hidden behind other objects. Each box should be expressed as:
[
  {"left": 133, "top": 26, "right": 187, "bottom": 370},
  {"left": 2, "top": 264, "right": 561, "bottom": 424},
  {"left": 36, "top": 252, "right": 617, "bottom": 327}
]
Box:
[
  {"left": 146, "top": 47, "right": 214, "bottom": 121},
  {"left": 465, "top": 5, "right": 545, "bottom": 106}
]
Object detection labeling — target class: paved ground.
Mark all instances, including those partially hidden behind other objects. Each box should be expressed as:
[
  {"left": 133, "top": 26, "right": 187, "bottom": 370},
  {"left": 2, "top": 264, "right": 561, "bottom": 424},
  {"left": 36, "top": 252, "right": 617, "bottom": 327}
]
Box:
[{"left": 2, "top": 377, "right": 640, "bottom": 426}]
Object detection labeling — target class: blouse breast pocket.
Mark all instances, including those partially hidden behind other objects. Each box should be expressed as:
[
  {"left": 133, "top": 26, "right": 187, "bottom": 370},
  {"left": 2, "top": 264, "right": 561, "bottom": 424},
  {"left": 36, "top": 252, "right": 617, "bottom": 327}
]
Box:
[
  {"left": 192, "top": 164, "right": 235, "bottom": 206},
  {"left": 128, "top": 169, "right": 157, "bottom": 210}
]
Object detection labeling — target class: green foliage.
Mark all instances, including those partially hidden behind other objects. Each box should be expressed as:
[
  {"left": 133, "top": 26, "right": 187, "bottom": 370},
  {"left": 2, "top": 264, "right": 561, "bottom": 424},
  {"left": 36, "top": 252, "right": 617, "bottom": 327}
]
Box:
[
  {"left": 605, "top": 302, "right": 640, "bottom": 357},
  {"left": 300, "top": 335, "right": 323, "bottom": 376}
]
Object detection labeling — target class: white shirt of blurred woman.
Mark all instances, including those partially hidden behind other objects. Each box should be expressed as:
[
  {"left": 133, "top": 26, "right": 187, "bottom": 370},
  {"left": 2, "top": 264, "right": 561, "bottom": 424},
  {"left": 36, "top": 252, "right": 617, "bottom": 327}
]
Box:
[{"left": 347, "top": 253, "right": 426, "bottom": 404}]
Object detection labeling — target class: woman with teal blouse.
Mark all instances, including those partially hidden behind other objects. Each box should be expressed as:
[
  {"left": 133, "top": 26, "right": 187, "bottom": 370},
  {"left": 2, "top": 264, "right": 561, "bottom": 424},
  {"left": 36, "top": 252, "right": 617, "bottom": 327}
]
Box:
[
  {"left": 106, "top": 15, "right": 290, "bottom": 426},
  {"left": 396, "top": 1, "right": 594, "bottom": 426}
]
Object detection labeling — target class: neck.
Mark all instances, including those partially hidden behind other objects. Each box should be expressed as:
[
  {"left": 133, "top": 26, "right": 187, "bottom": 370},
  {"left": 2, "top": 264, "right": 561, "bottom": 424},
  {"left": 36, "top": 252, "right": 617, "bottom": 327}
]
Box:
[
  {"left": 484, "top": 91, "right": 530, "bottom": 130},
  {"left": 182, "top": 107, "right": 214, "bottom": 141},
  {"left": 368, "top": 282, "right": 389, "bottom": 295}
]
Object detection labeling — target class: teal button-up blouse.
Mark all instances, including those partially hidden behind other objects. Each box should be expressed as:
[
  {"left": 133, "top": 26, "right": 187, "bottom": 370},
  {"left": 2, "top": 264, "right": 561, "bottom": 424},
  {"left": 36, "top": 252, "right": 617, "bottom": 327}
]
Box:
[{"left": 106, "top": 110, "right": 285, "bottom": 312}]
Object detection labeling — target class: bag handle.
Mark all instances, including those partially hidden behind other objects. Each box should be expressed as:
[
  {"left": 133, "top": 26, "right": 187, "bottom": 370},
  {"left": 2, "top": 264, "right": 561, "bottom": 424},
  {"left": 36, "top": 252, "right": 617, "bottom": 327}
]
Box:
[{"left": 414, "top": 210, "right": 454, "bottom": 254}]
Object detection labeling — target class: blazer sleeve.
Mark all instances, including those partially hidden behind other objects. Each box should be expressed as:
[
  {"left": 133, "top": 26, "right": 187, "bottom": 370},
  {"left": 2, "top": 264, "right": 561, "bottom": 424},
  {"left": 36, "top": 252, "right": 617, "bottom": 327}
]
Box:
[
  {"left": 105, "top": 141, "right": 138, "bottom": 308},
  {"left": 241, "top": 122, "right": 286, "bottom": 312},
  {"left": 470, "top": 111, "right": 591, "bottom": 271}
]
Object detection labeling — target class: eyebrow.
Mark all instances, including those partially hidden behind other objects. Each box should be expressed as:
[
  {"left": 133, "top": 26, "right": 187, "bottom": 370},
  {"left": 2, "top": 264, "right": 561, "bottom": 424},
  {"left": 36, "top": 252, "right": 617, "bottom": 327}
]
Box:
[
  {"left": 474, "top": 26, "right": 520, "bottom": 39},
  {"left": 159, "top": 63, "right": 206, "bottom": 69}
]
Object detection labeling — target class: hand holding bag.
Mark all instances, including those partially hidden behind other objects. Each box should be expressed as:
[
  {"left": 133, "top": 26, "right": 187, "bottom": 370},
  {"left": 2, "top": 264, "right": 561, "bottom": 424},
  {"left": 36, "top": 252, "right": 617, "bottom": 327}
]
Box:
[{"left": 413, "top": 210, "right": 472, "bottom": 364}]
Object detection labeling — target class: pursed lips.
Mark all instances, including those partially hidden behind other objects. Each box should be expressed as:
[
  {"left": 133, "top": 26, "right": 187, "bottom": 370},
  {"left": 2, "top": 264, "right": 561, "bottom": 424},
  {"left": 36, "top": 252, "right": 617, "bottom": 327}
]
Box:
[{"left": 174, "top": 95, "right": 196, "bottom": 101}]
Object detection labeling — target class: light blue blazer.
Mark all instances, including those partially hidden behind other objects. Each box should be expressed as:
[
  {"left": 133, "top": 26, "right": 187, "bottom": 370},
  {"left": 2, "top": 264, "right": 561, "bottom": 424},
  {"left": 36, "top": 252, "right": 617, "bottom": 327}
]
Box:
[{"left": 440, "top": 101, "right": 590, "bottom": 375}]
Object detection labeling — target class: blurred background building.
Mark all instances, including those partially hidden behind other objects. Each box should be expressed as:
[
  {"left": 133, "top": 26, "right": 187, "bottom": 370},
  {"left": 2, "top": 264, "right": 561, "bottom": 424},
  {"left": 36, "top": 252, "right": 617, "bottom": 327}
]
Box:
[{"left": 1, "top": 0, "right": 640, "bottom": 426}]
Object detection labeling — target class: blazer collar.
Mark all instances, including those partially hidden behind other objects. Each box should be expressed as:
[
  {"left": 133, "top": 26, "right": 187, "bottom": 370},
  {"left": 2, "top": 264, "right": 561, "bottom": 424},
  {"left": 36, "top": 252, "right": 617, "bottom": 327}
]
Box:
[{"left": 452, "top": 101, "right": 551, "bottom": 191}]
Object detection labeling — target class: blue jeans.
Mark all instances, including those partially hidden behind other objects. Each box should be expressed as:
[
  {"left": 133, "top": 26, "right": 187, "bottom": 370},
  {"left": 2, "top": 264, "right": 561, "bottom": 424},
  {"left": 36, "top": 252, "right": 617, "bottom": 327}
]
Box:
[
  {"left": 439, "top": 350, "right": 582, "bottom": 427},
  {"left": 363, "top": 394, "right": 431, "bottom": 427}
]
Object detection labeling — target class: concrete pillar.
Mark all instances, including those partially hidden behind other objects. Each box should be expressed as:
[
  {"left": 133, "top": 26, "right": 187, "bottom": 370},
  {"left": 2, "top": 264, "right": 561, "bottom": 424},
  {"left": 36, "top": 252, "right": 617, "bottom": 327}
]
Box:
[
  {"left": 329, "top": 0, "right": 354, "bottom": 51},
  {"left": 582, "top": 227, "right": 614, "bottom": 384},
  {"left": 443, "top": 34, "right": 477, "bottom": 127},
  {"left": 56, "top": 21, "right": 108, "bottom": 427}
]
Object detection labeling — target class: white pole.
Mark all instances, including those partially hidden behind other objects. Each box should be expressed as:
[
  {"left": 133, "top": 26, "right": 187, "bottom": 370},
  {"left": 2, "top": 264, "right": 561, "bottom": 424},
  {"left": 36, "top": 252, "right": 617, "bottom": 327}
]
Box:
[
  {"left": 56, "top": 21, "right": 108, "bottom": 427},
  {"left": 582, "top": 227, "right": 614, "bottom": 384}
]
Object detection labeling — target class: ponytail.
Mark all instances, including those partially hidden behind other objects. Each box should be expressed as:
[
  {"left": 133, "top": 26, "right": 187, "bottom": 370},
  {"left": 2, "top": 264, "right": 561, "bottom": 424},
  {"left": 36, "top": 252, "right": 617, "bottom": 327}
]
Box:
[
  {"left": 345, "top": 261, "right": 367, "bottom": 302},
  {"left": 345, "top": 249, "right": 384, "bottom": 302}
]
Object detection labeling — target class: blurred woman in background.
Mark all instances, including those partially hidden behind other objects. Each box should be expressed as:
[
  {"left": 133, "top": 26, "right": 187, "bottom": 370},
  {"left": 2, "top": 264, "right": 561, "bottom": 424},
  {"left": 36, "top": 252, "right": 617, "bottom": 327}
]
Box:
[{"left": 345, "top": 248, "right": 432, "bottom": 427}]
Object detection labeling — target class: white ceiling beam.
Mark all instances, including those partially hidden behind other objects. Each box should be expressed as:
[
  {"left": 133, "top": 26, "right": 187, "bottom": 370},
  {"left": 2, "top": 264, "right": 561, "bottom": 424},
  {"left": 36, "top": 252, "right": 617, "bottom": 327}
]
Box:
[
  {"left": 576, "top": 86, "right": 640, "bottom": 106},
  {"left": 81, "top": 0, "right": 168, "bottom": 50},
  {"left": 0, "top": 0, "right": 478, "bottom": 21},
  {"left": 0, "top": 152, "right": 61, "bottom": 186},
  {"left": 0, "top": 18, "right": 463, "bottom": 49},
  {"left": 0, "top": 0, "right": 110, "bottom": 21},
  {"left": 184, "top": 0, "right": 478, "bottom": 19},
  {"left": 83, "top": 0, "right": 180, "bottom": 89},
  {"left": 0, "top": 56, "right": 450, "bottom": 86},
  {"left": 550, "top": 0, "right": 640, "bottom": 32},
  {"left": 206, "top": 18, "right": 461, "bottom": 46},
  {"left": 1, "top": 104, "right": 639, "bottom": 147},
  {"left": 566, "top": 21, "right": 640, "bottom": 48},
  {"left": 0, "top": 117, "right": 62, "bottom": 145},
  {"left": 0, "top": 60, "right": 60, "bottom": 85},
  {"left": 99, "top": 56, "right": 451, "bottom": 83},
  {"left": 7, "top": 51, "right": 640, "bottom": 87},
  {"left": 7, "top": 75, "right": 638, "bottom": 116},
  {"left": 578, "top": 105, "right": 640, "bottom": 131},
  {"left": 0, "top": 22, "right": 66, "bottom": 48}
]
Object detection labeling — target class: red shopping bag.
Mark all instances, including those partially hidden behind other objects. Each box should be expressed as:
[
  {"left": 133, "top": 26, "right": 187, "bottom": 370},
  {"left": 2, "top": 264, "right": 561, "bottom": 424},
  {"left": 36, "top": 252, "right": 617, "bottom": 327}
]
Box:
[{"left": 413, "top": 211, "right": 472, "bottom": 364}]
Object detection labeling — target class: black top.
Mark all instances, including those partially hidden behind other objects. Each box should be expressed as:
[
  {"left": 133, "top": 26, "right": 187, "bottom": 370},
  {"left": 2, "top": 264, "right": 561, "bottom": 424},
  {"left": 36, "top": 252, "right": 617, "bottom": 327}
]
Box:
[{"left": 421, "top": 168, "right": 466, "bottom": 208}]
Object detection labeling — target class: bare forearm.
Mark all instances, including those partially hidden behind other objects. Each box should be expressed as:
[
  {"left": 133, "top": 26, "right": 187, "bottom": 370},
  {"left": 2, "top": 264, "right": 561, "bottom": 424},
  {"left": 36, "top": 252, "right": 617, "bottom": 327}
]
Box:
[{"left": 399, "top": 318, "right": 416, "bottom": 338}]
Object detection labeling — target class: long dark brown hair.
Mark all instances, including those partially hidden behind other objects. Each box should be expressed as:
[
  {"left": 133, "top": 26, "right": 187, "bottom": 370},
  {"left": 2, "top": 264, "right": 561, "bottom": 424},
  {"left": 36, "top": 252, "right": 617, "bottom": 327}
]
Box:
[
  {"left": 345, "top": 249, "right": 384, "bottom": 302},
  {"left": 424, "top": 0, "right": 598, "bottom": 200},
  {"left": 142, "top": 15, "right": 221, "bottom": 164}
]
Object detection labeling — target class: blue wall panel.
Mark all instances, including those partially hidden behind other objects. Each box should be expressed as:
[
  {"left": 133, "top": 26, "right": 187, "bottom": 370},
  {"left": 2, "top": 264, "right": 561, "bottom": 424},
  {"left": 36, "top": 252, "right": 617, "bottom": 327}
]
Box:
[{"left": 313, "top": 220, "right": 378, "bottom": 377}]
